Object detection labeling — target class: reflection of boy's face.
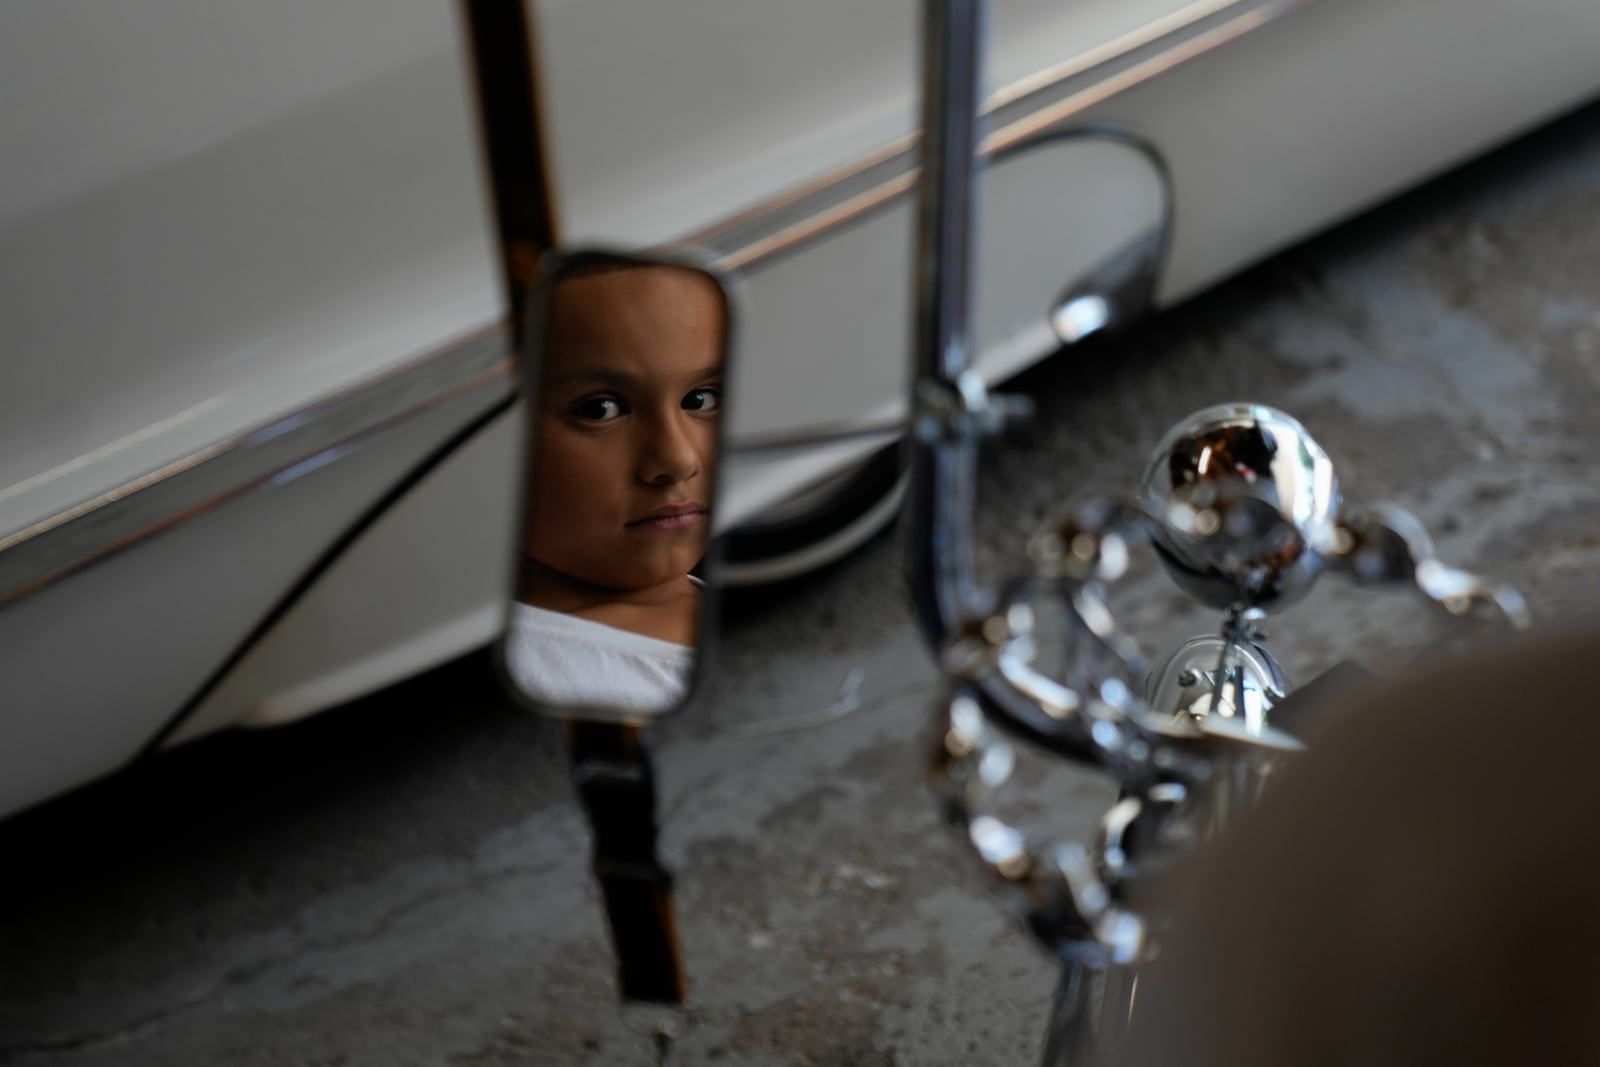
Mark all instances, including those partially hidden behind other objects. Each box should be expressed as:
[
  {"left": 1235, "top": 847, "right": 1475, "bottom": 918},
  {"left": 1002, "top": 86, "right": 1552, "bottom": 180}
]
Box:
[{"left": 524, "top": 265, "right": 724, "bottom": 593}]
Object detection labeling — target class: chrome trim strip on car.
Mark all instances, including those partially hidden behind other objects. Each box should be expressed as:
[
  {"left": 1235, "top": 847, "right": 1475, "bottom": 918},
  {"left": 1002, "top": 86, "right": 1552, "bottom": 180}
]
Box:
[
  {"left": 0, "top": 325, "right": 512, "bottom": 607},
  {"left": 684, "top": 0, "right": 1317, "bottom": 272}
]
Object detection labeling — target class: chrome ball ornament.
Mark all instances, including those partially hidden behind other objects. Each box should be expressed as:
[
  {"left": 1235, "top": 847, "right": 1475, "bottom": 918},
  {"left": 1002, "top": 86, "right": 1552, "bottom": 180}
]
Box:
[{"left": 1142, "top": 403, "right": 1340, "bottom": 612}]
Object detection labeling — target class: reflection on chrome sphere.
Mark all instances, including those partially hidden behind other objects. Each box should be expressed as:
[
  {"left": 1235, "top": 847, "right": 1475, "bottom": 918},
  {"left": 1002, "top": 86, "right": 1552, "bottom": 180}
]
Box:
[{"left": 1141, "top": 404, "right": 1340, "bottom": 612}]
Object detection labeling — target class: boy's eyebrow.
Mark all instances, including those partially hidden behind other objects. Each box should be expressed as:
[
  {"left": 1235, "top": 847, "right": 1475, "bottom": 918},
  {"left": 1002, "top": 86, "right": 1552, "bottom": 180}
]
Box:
[
  {"left": 543, "top": 367, "right": 637, "bottom": 389},
  {"left": 544, "top": 364, "right": 726, "bottom": 388}
]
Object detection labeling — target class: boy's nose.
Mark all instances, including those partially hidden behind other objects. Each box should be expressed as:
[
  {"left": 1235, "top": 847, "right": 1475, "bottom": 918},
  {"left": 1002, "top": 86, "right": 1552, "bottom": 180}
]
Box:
[{"left": 638, "top": 415, "right": 702, "bottom": 486}]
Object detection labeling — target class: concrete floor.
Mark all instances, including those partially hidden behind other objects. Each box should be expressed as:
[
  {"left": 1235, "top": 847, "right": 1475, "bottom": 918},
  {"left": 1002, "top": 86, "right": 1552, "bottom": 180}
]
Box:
[{"left": 4, "top": 100, "right": 1600, "bottom": 1066}]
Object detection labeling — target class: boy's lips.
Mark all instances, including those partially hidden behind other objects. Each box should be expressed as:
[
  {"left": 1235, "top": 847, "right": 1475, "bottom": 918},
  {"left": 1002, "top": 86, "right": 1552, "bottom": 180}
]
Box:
[{"left": 626, "top": 503, "right": 708, "bottom": 533}]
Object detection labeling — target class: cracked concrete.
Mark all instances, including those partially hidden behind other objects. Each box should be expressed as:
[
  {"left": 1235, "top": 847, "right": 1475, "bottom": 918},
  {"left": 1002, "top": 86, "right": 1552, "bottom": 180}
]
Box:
[{"left": 4, "top": 101, "right": 1600, "bottom": 1066}]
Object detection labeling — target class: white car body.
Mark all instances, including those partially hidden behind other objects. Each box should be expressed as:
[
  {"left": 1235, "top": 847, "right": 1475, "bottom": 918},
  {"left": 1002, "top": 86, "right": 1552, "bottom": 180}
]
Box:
[{"left": 2, "top": 0, "right": 1597, "bottom": 818}]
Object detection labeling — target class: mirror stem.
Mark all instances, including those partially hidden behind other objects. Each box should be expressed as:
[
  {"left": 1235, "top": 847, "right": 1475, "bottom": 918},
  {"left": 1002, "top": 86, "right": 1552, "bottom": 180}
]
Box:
[
  {"left": 910, "top": 0, "right": 989, "bottom": 648},
  {"left": 565, "top": 720, "right": 687, "bottom": 1007}
]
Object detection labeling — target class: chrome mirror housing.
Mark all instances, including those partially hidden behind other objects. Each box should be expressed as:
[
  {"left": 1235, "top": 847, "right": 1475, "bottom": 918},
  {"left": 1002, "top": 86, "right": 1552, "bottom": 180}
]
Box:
[{"left": 498, "top": 249, "right": 733, "bottom": 722}]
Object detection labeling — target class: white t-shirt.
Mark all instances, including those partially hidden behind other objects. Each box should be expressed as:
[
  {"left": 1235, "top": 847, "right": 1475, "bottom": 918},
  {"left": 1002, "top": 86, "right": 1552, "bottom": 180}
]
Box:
[{"left": 505, "top": 601, "right": 694, "bottom": 713}]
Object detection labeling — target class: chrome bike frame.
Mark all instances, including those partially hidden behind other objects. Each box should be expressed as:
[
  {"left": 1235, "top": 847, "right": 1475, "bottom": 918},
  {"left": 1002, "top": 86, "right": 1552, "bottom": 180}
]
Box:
[{"left": 906, "top": 2, "right": 1530, "bottom": 1063}]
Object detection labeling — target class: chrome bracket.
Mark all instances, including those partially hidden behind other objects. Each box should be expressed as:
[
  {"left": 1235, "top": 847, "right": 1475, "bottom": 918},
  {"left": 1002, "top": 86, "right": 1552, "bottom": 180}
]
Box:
[{"left": 913, "top": 370, "right": 1035, "bottom": 445}]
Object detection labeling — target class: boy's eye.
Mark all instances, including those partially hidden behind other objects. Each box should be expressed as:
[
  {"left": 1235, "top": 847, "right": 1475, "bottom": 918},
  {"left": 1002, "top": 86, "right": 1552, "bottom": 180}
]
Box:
[
  {"left": 571, "top": 396, "right": 625, "bottom": 423},
  {"left": 682, "top": 387, "right": 721, "bottom": 413}
]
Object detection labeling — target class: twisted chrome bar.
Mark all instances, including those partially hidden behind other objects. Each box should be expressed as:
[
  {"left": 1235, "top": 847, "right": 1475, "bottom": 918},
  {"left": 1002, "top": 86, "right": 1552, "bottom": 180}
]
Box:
[
  {"left": 926, "top": 493, "right": 1306, "bottom": 938},
  {"left": 1331, "top": 503, "right": 1532, "bottom": 628}
]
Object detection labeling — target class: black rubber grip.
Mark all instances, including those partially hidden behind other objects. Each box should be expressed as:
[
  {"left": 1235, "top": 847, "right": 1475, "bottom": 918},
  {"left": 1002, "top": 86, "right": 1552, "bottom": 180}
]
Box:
[{"left": 566, "top": 721, "right": 687, "bottom": 1006}]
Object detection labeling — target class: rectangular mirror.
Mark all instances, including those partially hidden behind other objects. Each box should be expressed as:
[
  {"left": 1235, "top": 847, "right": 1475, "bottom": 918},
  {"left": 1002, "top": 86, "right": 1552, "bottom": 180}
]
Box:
[{"left": 499, "top": 250, "right": 731, "bottom": 720}]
